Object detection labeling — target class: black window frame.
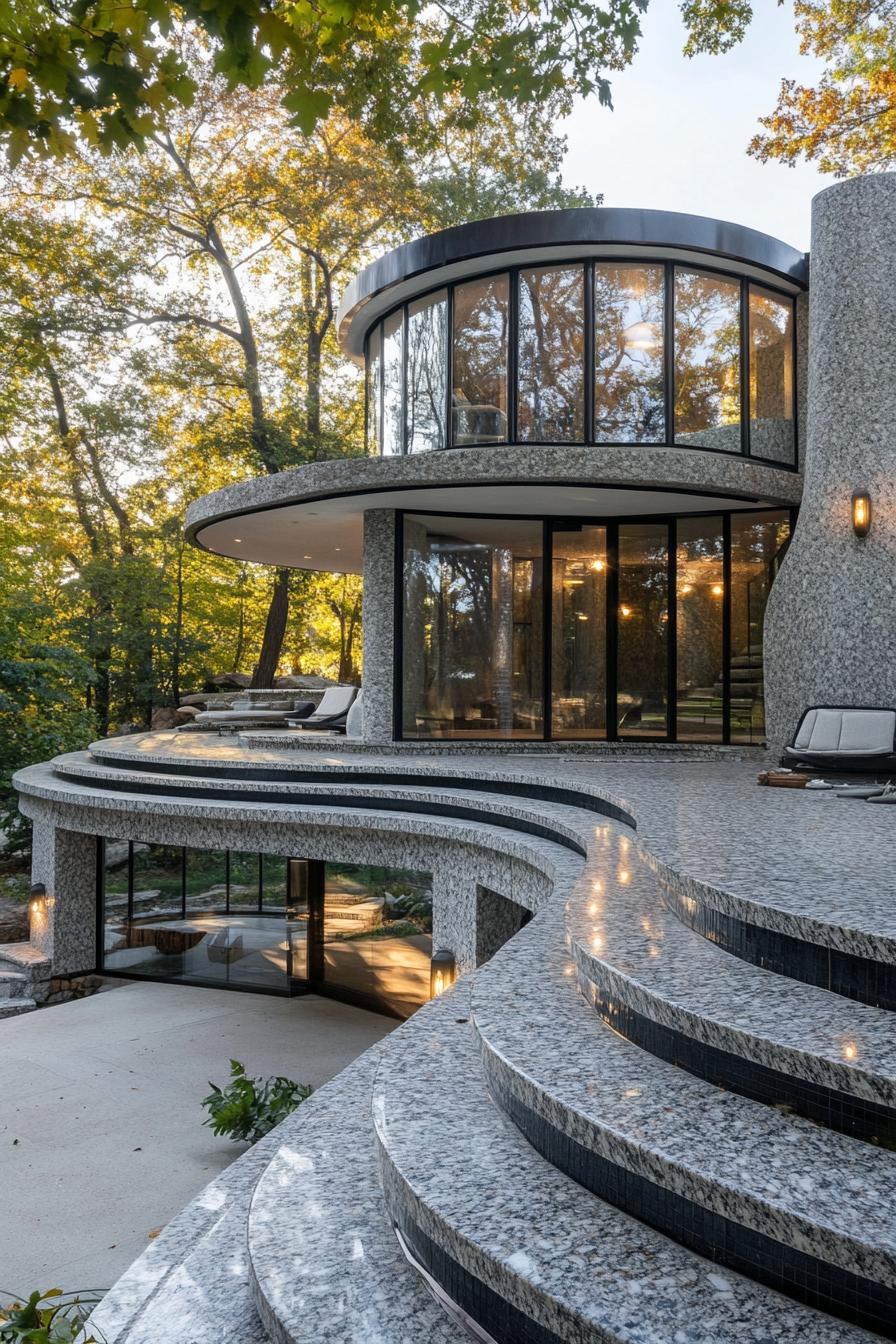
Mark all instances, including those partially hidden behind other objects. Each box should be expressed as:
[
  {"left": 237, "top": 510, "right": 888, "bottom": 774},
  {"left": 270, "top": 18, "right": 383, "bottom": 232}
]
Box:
[
  {"left": 363, "top": 257, "right": 800, "bottom": 470},
  {"left": 394, "top": 503, "right": 797, "bottom": 746}
]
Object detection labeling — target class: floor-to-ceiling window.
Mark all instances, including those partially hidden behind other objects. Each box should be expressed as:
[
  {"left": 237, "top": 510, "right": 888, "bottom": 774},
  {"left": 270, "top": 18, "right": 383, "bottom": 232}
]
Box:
[
  {"left": 400, "top": 508, "right": 790, "bottom": 743},
  {"left": 551, "top": 525, "right": 608, "bottom": 738},
  {"left": 617, "top": 522, "right": 670, "bottom": 738},
  {"left": 676, "top": 516, "right": 725, "bottom": 741},
  {"left": 402, "top": 514, "right": 544, "bottom": 739},
  {"left": 100, "top": 845, "right": 433, "bottom": 1016}
]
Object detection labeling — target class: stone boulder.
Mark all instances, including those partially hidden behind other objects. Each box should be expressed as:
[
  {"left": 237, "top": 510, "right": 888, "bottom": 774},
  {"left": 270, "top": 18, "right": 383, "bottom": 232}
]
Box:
[
  {"left": 275, "top": 674, "right": 336, "bottom": 690},
  {"left": 178, "top": 693, "right": 208, "bottom": 707},
  {"left": 150, "top": 706, "right": 180, "bottom": 730},
  {"left": 211, "top": 672, "right": 252, "bottom": 689},
  {"left": 175, "top": 705, "right": 200, "bottom": 722}
]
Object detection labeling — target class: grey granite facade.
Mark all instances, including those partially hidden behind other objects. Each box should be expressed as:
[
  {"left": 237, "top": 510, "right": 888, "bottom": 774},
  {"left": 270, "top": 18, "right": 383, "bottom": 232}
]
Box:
[
  {"left": 765, "top": 173, "right": 896, "bottom": 748},
  {"left": 360, "top": 509, "right": 396, "bottom": 744}
]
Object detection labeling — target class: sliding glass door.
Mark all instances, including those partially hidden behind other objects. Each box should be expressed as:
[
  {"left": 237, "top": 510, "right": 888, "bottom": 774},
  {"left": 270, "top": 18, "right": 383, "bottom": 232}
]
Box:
[{"left": 551, "top": 525, "right": 608, "bottom": 738}]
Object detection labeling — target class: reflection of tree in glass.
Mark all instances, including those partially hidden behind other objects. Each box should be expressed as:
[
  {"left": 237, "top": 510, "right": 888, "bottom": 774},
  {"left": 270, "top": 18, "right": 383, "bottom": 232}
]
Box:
[
  {"left": 452, "top": 276, "right": 509, "bottom": 444},
  {"left": 407, "top": 292, "right": 448, "bottom": 452},
  {"left": 674, "top": 271, "right": 741, "bottom": 439},
  {"left": 519, "top": 266, "right": 584, "bottom": 442},
  {"left": 594, "top": 264, "right": 665, "bottom": 442}
]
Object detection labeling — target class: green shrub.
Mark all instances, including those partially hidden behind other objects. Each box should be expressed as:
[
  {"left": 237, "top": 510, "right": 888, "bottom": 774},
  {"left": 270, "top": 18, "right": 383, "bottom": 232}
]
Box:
[
  {"left": 202, "top": 1060, "right": 312, "bottom": 1143},
  {"left": 0, "top": 1288, "right": 104, "bottom": 1342}
]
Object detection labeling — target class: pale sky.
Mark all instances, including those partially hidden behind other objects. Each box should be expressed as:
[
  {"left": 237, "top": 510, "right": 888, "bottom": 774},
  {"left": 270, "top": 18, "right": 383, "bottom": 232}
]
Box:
[{"left": 561, "top": 1, "right": 828, "bottom": 250}]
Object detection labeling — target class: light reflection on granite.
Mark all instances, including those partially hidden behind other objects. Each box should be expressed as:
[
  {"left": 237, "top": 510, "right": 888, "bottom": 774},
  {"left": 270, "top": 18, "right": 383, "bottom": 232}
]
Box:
[{"left": 374, "top": 984, "right": 876, "bottom": 1343}]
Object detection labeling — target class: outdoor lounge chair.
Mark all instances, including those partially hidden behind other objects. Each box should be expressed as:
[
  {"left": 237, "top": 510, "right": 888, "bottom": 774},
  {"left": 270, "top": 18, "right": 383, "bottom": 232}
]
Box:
[
  {"left": 189, "top": 698, "right": 315, "bottom": 730},
  {"left": 287, "top": 685, "right": 358, "bottom": 733},
  {"left": 783, "top": 706, "right": 896, "bottom": 773}
]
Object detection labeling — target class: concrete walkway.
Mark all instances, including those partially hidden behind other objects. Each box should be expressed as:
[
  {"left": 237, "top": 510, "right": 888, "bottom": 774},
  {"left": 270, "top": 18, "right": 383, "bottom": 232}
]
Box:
[{"left": 0, "top": 982, "right": 394, "bottom": 1294}]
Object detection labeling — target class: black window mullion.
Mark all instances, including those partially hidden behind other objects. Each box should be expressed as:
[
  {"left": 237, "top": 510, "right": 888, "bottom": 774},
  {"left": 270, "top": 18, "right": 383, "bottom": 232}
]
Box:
[
  {"left": 741, "top": 278, "right": 750, "bottom": 455},
  {"left": 401, "top": 304, "right": 409, "bottom": 455},
  {"left": 791, "top": 296, "right": 799, "bottom": 470},
  {"left": 607, "top": 522, "right": 619, "bottom": 741},
  {"left": 667, "top": 517, "right": 677, "bottom": 742},
  {"left": 393, "top": 511, "right": 405, "bottom": 740},
  {"left": 722, "top": 512, "right": 732, "bottom": 743},
  {"left": 584, "top": 262, "right": 595, "bottom": 445},
  {"left": 542, "top": 519, "right": 552, "bottom": 741},
  {"left": 446, "top": 285, "right": 455, "bottom": 448},
  {"left": 307, "top": 860, "right": 325, "bottom": 985},
  {"left": 664, "top": 262, "right": 675, "bottom": 445},
  {"left": 508, "top": 267, "right": 519, "bottom": 444}
]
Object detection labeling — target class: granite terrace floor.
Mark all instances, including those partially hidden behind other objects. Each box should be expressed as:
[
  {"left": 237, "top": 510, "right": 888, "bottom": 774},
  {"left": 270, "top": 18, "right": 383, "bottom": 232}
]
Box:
[{"left": 0, "top": 982, "right": 394, "bottom": 1294}]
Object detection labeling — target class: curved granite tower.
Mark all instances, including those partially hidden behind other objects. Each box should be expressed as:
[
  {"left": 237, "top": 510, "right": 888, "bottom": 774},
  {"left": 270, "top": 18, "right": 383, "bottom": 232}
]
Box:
[{"left": 765, "top": 173, "right": 896, "bottom": 749}]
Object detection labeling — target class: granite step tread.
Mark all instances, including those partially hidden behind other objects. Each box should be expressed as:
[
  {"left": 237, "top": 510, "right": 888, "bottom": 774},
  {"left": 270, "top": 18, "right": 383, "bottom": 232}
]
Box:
[
  {"left": 570, "top": 825, "right": 896, "bottom": 1112},
  {"left": 373, "top": 982, "right": 875, "bottom": 1344},
  {"left": 247, "top": 1041, "right": 465, "bottom": 1344},
  {"left": 89, "top": 1126, "right": 280, "bottom": 1344},
  {"left": 0, "top": 995, "right": 36, "bottom": 1018},
  {"left": 471, "top": 905, "right": 896, "bottom": 1292}
]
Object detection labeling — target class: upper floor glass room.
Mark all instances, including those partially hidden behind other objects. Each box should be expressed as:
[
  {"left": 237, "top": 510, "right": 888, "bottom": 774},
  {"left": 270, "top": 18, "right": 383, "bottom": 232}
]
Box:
[{"left": 337, "top": 209, "right": 807, "bottom": 468}]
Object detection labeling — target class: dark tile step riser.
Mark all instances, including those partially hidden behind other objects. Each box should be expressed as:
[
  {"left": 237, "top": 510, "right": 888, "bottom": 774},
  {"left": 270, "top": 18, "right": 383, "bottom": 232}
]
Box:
[
  {"left": 576, "top": 968, "right": 896, "bottom": 1149},
  {"left": 487, "top": 1068, "right": 896, "bottom": 1341},
  {"left": 664, "top": 882, "right": 896, "bottom": 1012}
]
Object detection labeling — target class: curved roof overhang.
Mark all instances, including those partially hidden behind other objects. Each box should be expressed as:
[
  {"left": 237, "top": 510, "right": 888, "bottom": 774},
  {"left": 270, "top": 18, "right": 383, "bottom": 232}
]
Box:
[
  {"left": 337, "top": 207, "right": 809, "bottom": 361},
  {"left": 186, "top": 447, "right": 802, "bottom": 574}
]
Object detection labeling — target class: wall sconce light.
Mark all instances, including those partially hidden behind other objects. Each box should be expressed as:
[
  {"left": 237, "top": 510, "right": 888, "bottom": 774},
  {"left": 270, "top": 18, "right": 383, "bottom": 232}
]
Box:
[
  {"left": 852, "top": 491, "right": 872, "bottom": 538},
  {"left": 29, "top": 882, "right": 47, "bottom": 922},
  {"left": 430, "top": 949, "right": 457, "bottom": 998}
]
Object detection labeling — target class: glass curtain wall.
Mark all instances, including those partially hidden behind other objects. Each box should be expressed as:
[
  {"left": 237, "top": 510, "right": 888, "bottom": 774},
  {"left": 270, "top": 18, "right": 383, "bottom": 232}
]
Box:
[
  {"left": 322, "top": 863, "right": 433, "bottom": 1018},
  {"left": 730, "top": 510, "right": 792, "bottom": 743},
  {"left": 594, "top": 264, "right": 665, "bottom": 442},
  {"left": 382, "top": 309, "right": 404, "bottom": 456},
  {"left": 749, "top": 286, "right": 795, "bottom": 465},
  {"left": 367, "top": 264, "right": 796, "bottom": 459},
  {"left": 407, "top": 289, "right": 448, "bottom": 453},
  {"left": 676, "top": 516, "right": 725, "bottom": 741},
  {"left": 100, "top": 845, "right": 432, "bottom": 1015},
  {"left": 401, "top": 509, "right": 790, "bottom": 743},
  {"left": 402, "top": 514, "right": 544, "bottom": 739},
  {"left": 517, "top": 265, "right": 585, "bottom": 442},
  {"left": 616, "top": 522, "right": 670, "bottom": 737},
  {"left": 452, "top": 274, "right": 509, "bottom": 445},
  {"left": 674, "top": 269, "right": 742, "bottom": 450},
  {"left": 551, "top": 525, "right": 608, "bottom": 738}
]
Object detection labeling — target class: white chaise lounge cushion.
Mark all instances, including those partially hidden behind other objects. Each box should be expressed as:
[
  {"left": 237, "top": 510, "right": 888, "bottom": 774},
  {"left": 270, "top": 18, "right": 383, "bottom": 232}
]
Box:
[
  {"left": 792, "top": 707, "right": 896, "bottom": 756},
  {"left": 303, "top": 685, "right": 357, "bottom": 719}
]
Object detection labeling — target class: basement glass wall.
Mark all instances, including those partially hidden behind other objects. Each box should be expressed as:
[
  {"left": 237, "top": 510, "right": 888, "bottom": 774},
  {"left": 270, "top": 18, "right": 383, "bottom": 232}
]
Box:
[{"left": 100, "top": 846, "right": 433, "bottom": 1016}]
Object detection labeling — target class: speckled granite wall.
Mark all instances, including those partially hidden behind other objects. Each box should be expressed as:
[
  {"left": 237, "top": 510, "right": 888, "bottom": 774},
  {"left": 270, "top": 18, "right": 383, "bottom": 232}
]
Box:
[
  {"left": 765, "top": 174, "right": 896, "bottom": 749},
  {"left": 361, "top": 509, "right": 396, "bottom": 743},
  {"left": 28, "top": 817, "right": 97, "bottom": 975}
]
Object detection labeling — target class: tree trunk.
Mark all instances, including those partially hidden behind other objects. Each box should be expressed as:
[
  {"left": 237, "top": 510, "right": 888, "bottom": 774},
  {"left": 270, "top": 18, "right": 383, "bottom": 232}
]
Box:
[
  {"left": 251, "top": 568, "right": 290, "bottom": 688},
  {"left": 171, "top": 540, "right": 184, "bottom": 706}
]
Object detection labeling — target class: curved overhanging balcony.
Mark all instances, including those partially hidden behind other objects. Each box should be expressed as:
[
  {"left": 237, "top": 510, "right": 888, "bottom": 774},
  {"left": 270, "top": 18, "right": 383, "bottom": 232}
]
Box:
[{"left": 186, "top": 445, "right": 802, "bottom": 572}]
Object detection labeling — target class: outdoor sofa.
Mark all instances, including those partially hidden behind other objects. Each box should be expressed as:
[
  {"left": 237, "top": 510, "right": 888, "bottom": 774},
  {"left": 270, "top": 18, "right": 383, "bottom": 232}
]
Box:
[{"left": 783, "top": 706, "right": 896, "bottom": 773}]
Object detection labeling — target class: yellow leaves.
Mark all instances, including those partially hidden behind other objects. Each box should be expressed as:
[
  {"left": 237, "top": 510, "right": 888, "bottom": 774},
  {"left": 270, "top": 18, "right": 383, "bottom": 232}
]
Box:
[{"left": 8, "top": 66, "right": 28, "bottom": 91}]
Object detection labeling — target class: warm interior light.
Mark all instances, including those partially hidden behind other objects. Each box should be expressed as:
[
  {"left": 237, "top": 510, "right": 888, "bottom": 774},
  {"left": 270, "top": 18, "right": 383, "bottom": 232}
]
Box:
[
  {"left": 852, "top": 491, "right": 872, "bottom": 537},
  {"left": 589, "top": 559, "right": 605, "bottom": 572},
  {"left": 680, "top": 583, "right": 693, "bottom": 596},
  {"left": 623, "top": 320, "right": 661, "bottom": 352},
  {"left": 711, "top": 583, "right": 724, "bottom": 597},
  {"left": 29, "top": 882, "right": 47, "bottom": 924},
  {"left": 430, "top": 948, "right": 457, "bottom": 998},
  {"left": 619, "top": 605, "right": 633, "bottom": 618}
]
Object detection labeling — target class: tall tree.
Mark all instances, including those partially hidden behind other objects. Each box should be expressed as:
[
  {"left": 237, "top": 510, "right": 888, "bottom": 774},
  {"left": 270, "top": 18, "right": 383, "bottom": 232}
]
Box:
[
  {"left": 682, "top": 0, "right": 896, "bottom": 175},
  {"left": 0, "top": 0, "right": 649, "bottom": 162}
]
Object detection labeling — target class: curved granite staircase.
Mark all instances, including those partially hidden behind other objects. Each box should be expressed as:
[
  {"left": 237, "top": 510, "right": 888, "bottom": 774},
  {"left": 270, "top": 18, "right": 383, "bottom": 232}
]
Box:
[{"left": 78, "top": 766, "right": 894, "bottom": 1344}]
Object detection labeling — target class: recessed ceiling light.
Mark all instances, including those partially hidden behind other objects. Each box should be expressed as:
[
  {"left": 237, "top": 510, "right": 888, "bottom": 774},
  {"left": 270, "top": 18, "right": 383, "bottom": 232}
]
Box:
[
  {"left": 303, "top": 554, "right": 312, "bottom": 560},
  {"left": 233, "top": 538, "right": 242, "bottom": 543}
]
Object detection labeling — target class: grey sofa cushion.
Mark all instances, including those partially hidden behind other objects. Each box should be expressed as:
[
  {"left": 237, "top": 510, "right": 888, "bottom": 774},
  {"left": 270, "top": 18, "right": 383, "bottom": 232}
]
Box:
[{"left": 792, "top": 707, "right": 896, "bottom": 756}]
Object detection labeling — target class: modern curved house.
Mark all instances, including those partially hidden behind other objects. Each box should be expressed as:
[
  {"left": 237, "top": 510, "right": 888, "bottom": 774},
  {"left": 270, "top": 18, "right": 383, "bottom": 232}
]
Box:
[{"left": 10, "top": 174, "right": 896, "bottom": 1343}]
